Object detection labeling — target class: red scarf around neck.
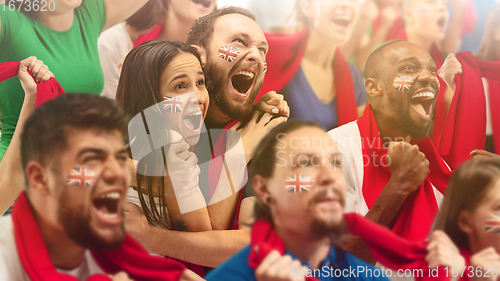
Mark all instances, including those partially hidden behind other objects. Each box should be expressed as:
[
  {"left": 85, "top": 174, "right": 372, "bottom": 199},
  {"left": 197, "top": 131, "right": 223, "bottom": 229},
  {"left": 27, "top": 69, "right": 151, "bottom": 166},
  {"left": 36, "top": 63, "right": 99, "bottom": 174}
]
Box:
[
  {"left": 437, "top": 52, "right": 500, "bottom": 168},
  {"left": 358, "top": 105, "right": 451, "bottom": 241},
  {"left": 259, "top": 28, "right": 358, "bottom": 126},
  {"left": 249, "top": 213, "right": 447, "bottom": 281},
  {"left": 487, "top": 78, "right": 500, "bottom": 151},
  {"left": 12, "top": 192, "right": 186, "bottom": 281},
  {"left": 0, "top": 62, "right": 65, "bottom": 107},
  {"left": 133, "top": 24, "right": 164, "bottom": 48}
]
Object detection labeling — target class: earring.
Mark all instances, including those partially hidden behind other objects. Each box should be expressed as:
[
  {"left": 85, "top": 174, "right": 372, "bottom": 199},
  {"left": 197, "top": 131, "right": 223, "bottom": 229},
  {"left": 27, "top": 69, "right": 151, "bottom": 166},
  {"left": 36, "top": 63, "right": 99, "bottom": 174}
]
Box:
[{"left": 265, "top": 196, "right": 272, "bottom": 203}]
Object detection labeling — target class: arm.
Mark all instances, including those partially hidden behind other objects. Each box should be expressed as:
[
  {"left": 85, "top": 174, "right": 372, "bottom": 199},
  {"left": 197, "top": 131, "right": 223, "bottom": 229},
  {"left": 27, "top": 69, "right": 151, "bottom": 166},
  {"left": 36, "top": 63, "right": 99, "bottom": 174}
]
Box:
[
  {"left": 125, "top": 196, "right": 254, "bottom": 267},
  {"left": 440, "top": 0, "right": 466, "bottom": 54},
  {"left": 340, "top": 0, "right": 378, "bottom": 60},
  {"left": 341, "top": 142, "right": 430, "bottom": 264},
  {"left": 0, "top": 57, "right": 54, "bottom": 215},
  {"left": 103, "top": 0, "right": 148, "bottom": 31}
]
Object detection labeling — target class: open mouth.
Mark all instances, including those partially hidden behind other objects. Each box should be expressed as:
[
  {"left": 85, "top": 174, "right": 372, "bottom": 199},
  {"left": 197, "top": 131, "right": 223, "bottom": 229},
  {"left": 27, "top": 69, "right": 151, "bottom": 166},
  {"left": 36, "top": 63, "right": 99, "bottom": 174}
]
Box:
[
  {"left": 93, "top": 191, "right": 120, "bottom": 220},
  {"left": 231, "top": 70, "right": 255, "bottom": 97},
  {"left": 183, "top": 111, "right": 203, "bottom": 132},
  {"left": 411, "top": 91, "right": 435, "bottom": 117},
  {"left": 191, "top": 0, "right": 212, "bottom": 9},
  {"left": 437, "top": 17, "right": 447, "bottom": 29},
  {"left": 332, "top": 16, "right": 351, "bottom": 28}
]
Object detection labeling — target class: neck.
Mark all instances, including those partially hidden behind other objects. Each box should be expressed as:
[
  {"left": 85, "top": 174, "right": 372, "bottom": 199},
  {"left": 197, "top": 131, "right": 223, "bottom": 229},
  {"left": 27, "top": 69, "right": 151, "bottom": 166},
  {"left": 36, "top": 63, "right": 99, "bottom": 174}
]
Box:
[
  {"left": 406, "top": 29, "right": 433, "bottom": 53},
  {"left": 160, "top": 10, "right": 194, "bottom": 42},
  {"left": 303, "top": 29, "right": 338, "bottom": 69},
  {"left": 275, "top": 226, "right": 331, "bottom": 269},
  {"left": 205, "top": 105, "right": 232, "bottom": 127},
  {"left": 371, "top": 107, "right": 412, "bottom": 144},
  {"left": 32, "top": 207, "right": 86, "bottom": 269},
  {"left": 35, "top": 11, "right": 74, "bottom": 32}
]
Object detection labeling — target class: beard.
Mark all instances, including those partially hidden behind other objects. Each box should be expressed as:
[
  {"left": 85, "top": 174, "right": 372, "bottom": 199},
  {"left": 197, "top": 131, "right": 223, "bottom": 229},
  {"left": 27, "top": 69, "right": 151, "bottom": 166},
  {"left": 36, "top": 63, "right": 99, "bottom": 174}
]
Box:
[
  {"left": 204, "top": 54, "right": 262, "bottom": 120},
  {"left": 387, "top": 86, "right": 434, "bottom": 140},
  {"left": 57, "top": 180, "right": 125, "bottom": 251},
  {"left": 308, "top": 188, "right": 347, "bottom": 242}
]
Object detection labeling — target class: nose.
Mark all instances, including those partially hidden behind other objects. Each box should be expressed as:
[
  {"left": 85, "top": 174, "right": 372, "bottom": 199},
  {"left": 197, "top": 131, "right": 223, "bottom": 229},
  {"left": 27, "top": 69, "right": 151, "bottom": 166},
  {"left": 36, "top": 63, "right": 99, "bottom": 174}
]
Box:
[
  {"left": 100, "top": 157, "right": 128, "bottom": 187},
  {"left": 417, "top": 69, "right": 437, "bottom": 85},
  {"left": 244, "top": 45, "right": 263, "bottom": 65},
  {"left": 190, "top": 90, "right": 207, "bottom": 113},
  {"left": 315, "top": 159, "right": 340, "bottom": 188}
]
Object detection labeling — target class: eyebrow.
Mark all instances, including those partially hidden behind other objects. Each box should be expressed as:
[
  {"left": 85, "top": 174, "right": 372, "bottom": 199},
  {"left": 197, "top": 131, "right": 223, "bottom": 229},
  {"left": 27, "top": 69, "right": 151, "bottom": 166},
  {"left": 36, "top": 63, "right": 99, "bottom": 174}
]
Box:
[
  {"left": 399, "top": 57, "right": 435, "bottom": 65},
  {"left": 169, "top": 74, "right": 188, "bottom": 84},
  {"left": 77, "top": 148, "right": 105, "bottom": 158}
]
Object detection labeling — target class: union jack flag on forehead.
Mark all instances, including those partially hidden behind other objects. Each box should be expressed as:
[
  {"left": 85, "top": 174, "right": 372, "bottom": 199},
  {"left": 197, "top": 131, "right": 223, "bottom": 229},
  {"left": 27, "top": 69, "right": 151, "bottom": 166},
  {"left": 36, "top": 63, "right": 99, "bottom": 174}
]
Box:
[
  {"left": 285, "top": 173, "right": 314, "bottom": 193},
  {"left": 218, "top": 45, "right": 239, "bottom": 62},
  {"left": 485, "top": 213, "right": 500, "bottom": 234},
  {"left": 67, "top": 167, "right": 96, "bottom": 187},
  {"left": 162, "top": 96, "right": 183, "bottom": 113},
  {"left": 393, "top": 76, "right": 414, "bottom": 92}
]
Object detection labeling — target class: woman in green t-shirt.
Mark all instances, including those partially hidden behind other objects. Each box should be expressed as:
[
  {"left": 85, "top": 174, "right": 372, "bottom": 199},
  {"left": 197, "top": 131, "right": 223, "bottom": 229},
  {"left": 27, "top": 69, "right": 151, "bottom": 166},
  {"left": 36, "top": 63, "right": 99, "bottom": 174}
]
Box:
[{"left": 0, "top": 0, "right": 150, "bottom": 160}]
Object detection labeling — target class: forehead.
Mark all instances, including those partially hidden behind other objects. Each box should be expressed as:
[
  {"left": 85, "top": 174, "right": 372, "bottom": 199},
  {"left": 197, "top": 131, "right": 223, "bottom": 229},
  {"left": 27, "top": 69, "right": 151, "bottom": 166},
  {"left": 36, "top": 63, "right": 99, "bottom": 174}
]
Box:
[
  {"left": 382, "top": 42, "right": 435, "bottom": 67},
  {"left": 212, "top": 14, "right": 266, "bottom": 44},
  {"left": 63, "top": 129, "right": 124, "bottom": 155},
  {"left": 162, "top": 53, "right": 202, "bottom": 79},
  {"left": 277, "top": 127, "right": 339, "bottom": 155}
]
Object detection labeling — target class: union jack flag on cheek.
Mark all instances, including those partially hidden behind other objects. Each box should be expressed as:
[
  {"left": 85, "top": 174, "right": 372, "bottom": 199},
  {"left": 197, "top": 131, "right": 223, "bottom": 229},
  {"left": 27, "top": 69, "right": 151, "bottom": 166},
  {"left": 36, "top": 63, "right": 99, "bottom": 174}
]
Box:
[
  {"left": 393, "top": 76, "right": 414, "bottom": 92},
  {"left": 218, "top": 45, "right": 239, "bottom": 62},
  {"left": 485, "top": 213, "right": 500, "bottom": 234},
  {"left": 263, "top": 60, "right": 267, "bottom": 74},
  {"left": 162, "top": 96, "right": 183, "bottom": 113},
  {"left": 285, "top": 173, "right": 314, "bottom": 193},
  {"left": 67, "top": 167, "right": 96, "bottom": 187}
]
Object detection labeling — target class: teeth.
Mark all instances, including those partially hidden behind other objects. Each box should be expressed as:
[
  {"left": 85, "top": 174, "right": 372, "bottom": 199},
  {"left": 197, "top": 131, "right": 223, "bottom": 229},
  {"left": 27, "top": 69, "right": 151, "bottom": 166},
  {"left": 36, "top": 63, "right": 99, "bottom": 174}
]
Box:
[
  {"left": 235, "top": 71, "right": 254, "bottom": 79},
  {"left": 412, "top": 92, "right": 435, "bottom": 100},
  {"left": 100, "top": 211, "right": 118, "bottom": 218},
  {"left": 189, "top": 111, "right": 202, "bottom": 117},
  {"left": 99, "top": 192, "right": 120, "bottom": 199}
]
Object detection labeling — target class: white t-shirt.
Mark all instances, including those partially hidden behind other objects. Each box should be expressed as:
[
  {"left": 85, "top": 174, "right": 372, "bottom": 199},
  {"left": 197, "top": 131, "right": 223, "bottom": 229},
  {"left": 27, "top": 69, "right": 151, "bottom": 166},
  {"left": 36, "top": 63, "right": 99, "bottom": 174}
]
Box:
[
  {"left": 327, "top": 121, "right": 445, "bottom": 216},
  {"left": 0, "top": 215, "right": 105, "bottom": 281},
  {"left": 98, "top": 22, "right": 134, "bottom": 99}
]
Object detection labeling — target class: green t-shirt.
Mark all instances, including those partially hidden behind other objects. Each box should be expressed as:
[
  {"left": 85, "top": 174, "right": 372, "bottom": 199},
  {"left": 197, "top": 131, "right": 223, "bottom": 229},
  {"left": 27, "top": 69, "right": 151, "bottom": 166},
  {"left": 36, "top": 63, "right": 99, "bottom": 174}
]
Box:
[{"left": 0, "top": 0, "right": 106, "bottom": 160}]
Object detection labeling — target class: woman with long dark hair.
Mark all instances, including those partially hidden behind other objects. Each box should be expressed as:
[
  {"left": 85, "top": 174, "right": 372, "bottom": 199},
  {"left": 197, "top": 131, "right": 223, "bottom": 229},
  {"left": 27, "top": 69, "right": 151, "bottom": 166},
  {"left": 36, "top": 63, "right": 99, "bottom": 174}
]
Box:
[{"left": 426, "top": 158, "right": 500, "bottom": 280}]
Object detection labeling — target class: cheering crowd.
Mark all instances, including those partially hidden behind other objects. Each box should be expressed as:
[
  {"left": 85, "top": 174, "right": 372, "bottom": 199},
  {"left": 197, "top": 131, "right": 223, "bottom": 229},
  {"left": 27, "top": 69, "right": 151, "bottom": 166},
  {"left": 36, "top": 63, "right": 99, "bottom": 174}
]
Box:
[{"left": 0, "top": 0, "right": 499, "bottom": 280}]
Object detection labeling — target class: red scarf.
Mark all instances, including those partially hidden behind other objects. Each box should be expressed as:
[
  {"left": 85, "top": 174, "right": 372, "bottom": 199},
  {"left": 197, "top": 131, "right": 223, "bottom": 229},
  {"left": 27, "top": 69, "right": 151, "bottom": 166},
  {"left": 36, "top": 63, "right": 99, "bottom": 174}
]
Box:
[
  {"left": 372, "top": 15, "right": 405, "bottom": 42},
  {"left": 358, "top": 105, "right": 451, "bottom": 241},
  {"left": 259, "top": 29, "right": 358, "bottom": 126},
  {"left": 133, "top": 24, "right": 164, "bottom": 48},
  {"left": 487, "top": 78, "right": 500, "bottom": 151},
  {"left": 12, "top": 192, "right": 185, "bottom": 281},
  {"left": 249, "top": 214, "right": 447, "bottom": 281},
  {"left": 0, "top": 62, "right": 64, "bottom": 107},
  {"left": 438, "top": 52, "right": 500, "bottom": 168}
]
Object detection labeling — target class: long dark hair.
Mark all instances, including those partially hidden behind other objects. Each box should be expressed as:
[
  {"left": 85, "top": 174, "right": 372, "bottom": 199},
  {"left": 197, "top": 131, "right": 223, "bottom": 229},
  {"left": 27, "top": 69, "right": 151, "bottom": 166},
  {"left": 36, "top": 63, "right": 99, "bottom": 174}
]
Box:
[
  {"left": 116, "top": 39, "right": 202, "bottom": 228},
  {"left": 432, "top": 158, "right": 500, "bottom": 251}
]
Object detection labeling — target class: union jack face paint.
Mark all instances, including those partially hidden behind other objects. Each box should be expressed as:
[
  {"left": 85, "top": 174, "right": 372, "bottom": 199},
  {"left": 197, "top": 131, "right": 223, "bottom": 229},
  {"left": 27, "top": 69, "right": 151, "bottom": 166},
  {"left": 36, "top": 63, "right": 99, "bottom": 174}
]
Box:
[
  {"left": 67, "top": 167, "right": 96, "bottom": 187},
  {"left": 162, "top": 96, "right": 183, "bottom": 113},
  {"left": 485, "top": 213, "right": 500, "bottom": 234},
  {"left": 393, "top": 76, "right": 414, "bottom": 92},
  {"left": 285, "top": 173, "right": 314, "bottom": 193},
  {"left": 218, "top": 45, "right": 239, "bottom": 63}
]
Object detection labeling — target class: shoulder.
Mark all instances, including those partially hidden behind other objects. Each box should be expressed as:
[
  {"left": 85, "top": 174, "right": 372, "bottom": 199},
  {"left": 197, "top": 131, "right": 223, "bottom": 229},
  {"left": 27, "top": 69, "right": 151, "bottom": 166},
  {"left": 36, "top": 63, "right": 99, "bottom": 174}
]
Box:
[
  {"left": 75, "top": 0, "right": 106, "bottom": 33},
  {"left": 206, "top": 246, "right": 255, "bottom": 281},
  {"left": 328, "top": 121, "right": 361, "bottom": 150}
]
